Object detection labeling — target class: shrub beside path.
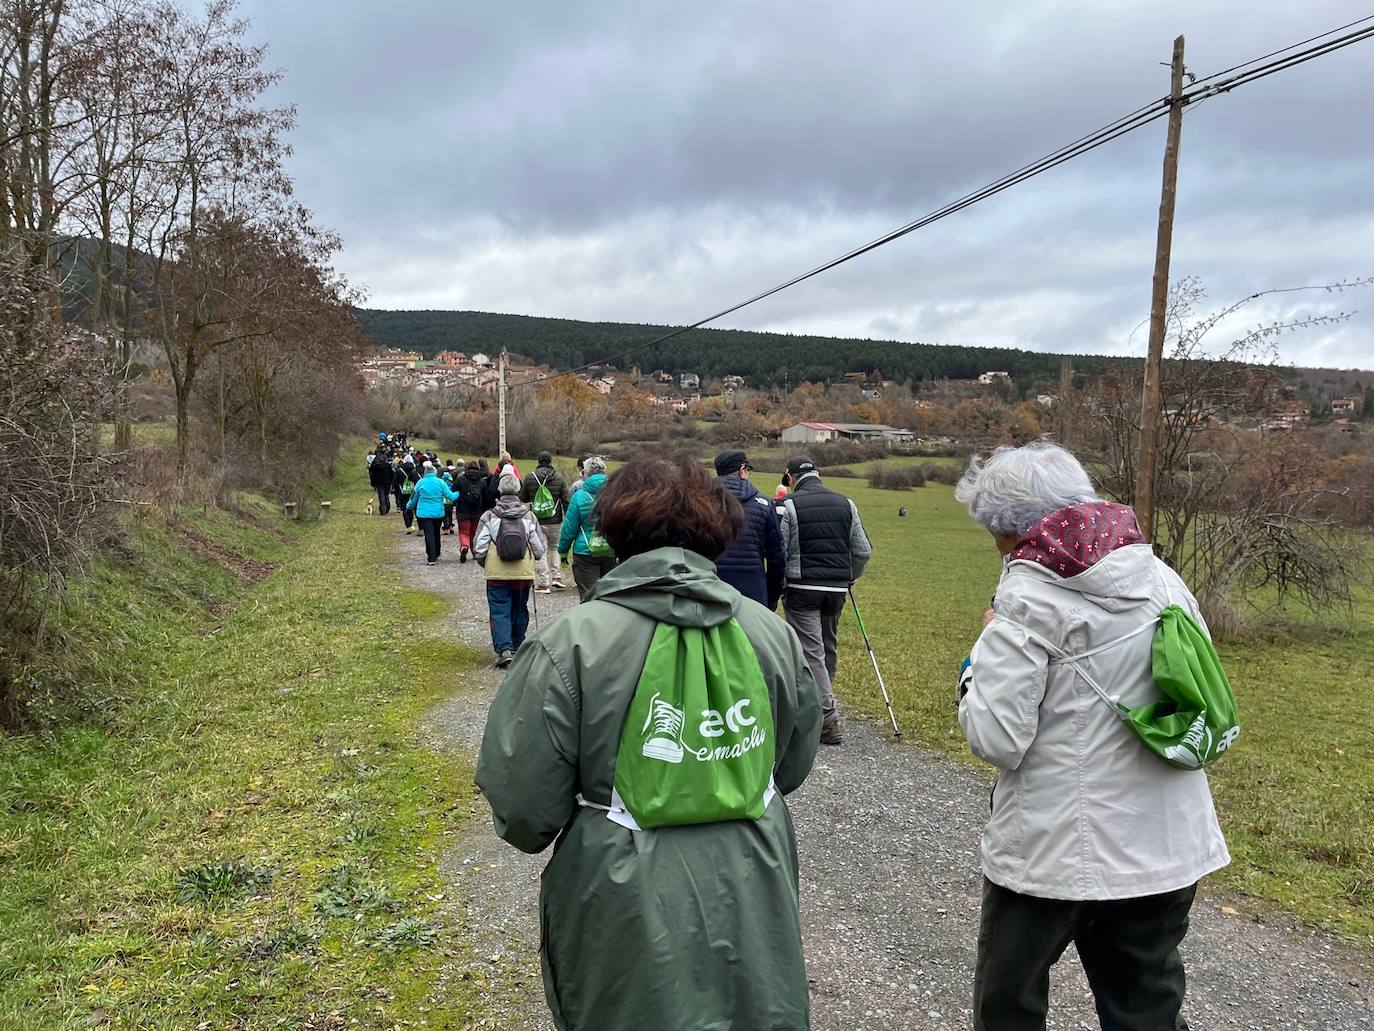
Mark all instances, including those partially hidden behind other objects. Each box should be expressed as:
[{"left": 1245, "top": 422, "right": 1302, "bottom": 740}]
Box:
[{"left": 396, "top": 534, "right": 1373, "bottom": 1030}]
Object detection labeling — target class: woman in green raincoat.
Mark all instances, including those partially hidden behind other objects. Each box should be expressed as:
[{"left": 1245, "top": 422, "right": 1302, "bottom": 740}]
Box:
[{"left": 477, "top": 457, "right": 823, "bottom": 1031}]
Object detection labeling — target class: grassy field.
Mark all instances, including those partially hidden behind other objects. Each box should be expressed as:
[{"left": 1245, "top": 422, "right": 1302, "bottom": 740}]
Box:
[
  {"left": 0, "top": 451, "right": 483, "bottom": 1028},
  {"left": 821, "top": 476, "right": 1374, "bottom": 947}
]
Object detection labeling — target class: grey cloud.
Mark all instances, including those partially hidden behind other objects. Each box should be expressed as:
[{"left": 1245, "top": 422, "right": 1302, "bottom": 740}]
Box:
[{"left": 239, "top": 0, "right": 1374, "bottom": 367}]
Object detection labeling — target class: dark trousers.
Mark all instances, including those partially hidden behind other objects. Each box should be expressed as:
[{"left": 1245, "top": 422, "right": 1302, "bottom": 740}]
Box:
[
  {"left": 783, "top": 587, "right": 846, "bottom": 726},
  {"left": 974, "top": 878, "right": 1196, "bottom": 1031},
  {"left": 401, "top": 504, "right": 414, "bottom": 529},
  {"left": 486, "top": 582, "right": 531, "bottom": 654},
  {"left": 375, "top": 486, "right": 391, "bottom": 515},
  {"left": 572, "top": 554, "right": 617, "bottom": 601},
  {"left": 442, "top": 505, "right": 454, "bottom": 531},
  {"left": 418, "top": 517, "right": 443, "bottom": 562}
]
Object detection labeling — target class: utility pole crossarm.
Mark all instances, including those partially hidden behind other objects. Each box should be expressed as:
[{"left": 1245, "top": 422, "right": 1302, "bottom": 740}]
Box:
[{"left": 1135, "top": 34, "right": 1186, "bottom": 546}]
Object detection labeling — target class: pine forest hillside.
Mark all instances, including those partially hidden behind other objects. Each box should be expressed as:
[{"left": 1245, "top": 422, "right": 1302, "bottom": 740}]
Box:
[{"left": 356, "top": 308, "right": 1115, "bottom": 389}]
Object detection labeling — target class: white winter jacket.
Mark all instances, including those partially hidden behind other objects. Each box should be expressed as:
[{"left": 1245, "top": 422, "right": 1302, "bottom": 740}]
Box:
[{"left": 960, "top": 541, "right": 1230, "bottom": 900}]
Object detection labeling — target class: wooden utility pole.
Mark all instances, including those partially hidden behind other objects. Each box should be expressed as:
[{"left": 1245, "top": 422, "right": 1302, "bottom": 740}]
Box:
[
  {"left": 1135, "top": 35, "right": 1186, "bottom": 544},
  {"left": 497, "top": 349, "right": 508, "bottom": 455},
  {"left": 1057, "top": 355, "right": 1073, "bottom": 447}
]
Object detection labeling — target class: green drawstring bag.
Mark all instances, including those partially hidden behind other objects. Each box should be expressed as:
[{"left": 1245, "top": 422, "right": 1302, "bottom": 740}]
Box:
[
  {"left": 609, "top": 619, "right": 776, "bottom": 830},
  {"left": 1052, "top": 605, "right": 1240, "bottom": 770},
  {"left": 1138, "top": 605, "right": 1241, "bottom": 769}
]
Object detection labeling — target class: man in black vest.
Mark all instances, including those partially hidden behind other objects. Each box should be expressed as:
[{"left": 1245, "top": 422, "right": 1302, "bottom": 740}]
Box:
[{"left": 779, "top": 455, "right": 872, "bottom": 745}]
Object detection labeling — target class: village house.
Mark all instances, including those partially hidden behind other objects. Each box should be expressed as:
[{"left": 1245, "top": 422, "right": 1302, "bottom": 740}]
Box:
[
  {"left": 680, "top": 372, "right": 700, "bottom": 391},
  {"left": 780, "top": 421, "right": 915, "bottom": 446},
  {"left": 1331, "top": 397, "right": 1360, "bottom": 415},
  {"left": 978, "top": 370, "right": 1011, "bottom": 385}
]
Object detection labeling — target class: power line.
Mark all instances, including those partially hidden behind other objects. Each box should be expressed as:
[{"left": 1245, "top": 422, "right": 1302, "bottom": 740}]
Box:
[
  {"left": 514, "top": 16, "right": 1374, "bottom": 390},
  {"left": 1188, "top": 13, "right": 1374, "bottom": 87}
]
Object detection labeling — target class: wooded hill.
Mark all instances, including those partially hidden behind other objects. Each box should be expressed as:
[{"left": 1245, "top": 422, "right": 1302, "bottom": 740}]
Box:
[{"left": 356, "top": 308, "right": 1117, "bottom": 389}]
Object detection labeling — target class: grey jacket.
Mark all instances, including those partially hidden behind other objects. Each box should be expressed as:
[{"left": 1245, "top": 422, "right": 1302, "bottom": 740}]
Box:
[{"left": 961, "top": 543, "right": 1230, "bottom": 900}]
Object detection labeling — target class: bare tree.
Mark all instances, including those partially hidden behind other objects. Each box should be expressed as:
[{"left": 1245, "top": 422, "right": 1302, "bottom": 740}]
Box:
[{"left": 1070, "top": 277, "right": 1373, "bottom": 630}]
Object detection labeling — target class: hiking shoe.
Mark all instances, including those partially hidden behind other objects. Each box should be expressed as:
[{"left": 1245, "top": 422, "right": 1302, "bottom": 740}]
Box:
[
  {"left": 534, "top": 585, "right": 551, "bottom": 594},
  {"left": 459, "top": 548, "right": 468, "bottom": 563},
  {"left": 819, "top": 721, "right": 843, "bottom": 746},
  {"left": 496, "top": 650, "right": 513, "bottom": 669},
  {"left": 426, "top": 560, "right": 436, "bottom": 566},
  {"left": 551, "top": 581, "right": 567, "bottom": 591}
]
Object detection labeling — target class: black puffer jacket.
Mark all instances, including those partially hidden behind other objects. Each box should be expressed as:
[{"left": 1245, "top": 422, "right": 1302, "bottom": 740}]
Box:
[
  {"left": 369, "top": 458, "right": 394, "bottom": 490},
  {"left": 780, "top": 474, "right": 872, "bottom": 589},
  {"left": 714, "top": 474, "right": 785, "bottom": 609}
]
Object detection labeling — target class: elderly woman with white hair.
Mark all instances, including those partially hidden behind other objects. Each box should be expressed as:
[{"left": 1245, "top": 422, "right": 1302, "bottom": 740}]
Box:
[{"left": 954, "top": 441, "right": 1229, "bottom": 1031}]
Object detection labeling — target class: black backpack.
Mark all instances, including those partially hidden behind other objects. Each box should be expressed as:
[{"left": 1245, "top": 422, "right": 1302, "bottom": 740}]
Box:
[
  {"left": 457, "top": 475, "right": 482, "bottom": 506},
  {"left": 494, "top": 511, "right": 531, "bottom": 562}
]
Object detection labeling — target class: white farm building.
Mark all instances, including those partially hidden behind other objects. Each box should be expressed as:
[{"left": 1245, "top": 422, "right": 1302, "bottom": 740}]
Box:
[{"left": 780, "top": 422, "right": 914, "bottom": 446}]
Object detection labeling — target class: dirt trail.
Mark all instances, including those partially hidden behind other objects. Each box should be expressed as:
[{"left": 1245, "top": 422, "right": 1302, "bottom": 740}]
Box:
[{"left": 392, "top": 523, "right": 1373, "bottom": 1030}]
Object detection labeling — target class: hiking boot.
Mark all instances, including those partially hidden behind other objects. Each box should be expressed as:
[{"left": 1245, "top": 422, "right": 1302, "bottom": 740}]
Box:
[
  {"left": 819, "top": 721, "right": 843, "bottom": 746},
  {"left": 496, "top": 650, "right": 513, "bottom": 669}
]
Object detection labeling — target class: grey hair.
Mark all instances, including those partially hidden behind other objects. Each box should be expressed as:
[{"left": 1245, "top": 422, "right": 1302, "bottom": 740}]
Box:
[
  {"left": 422, "top": 460, "right": 435, "bottom": 471},
  {"left": 583, "top": 455, "right": 607, "bottom": 476},
  {"left": 954, "top": 441, "right": 1098, "bottom": 537}
]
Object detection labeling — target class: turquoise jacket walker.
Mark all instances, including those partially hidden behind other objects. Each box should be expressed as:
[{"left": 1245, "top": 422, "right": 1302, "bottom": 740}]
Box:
[
  {"left": 406, "top": 471, "right": 459, "bottom": 519},
  {"left": 558, "top": 473, "right": 608, "bottom": 556}
]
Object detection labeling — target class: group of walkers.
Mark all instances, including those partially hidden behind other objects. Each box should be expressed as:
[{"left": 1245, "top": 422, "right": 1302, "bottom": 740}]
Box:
[{"left": 458, "top": 441, "right": 1230, "bottom": 1031}]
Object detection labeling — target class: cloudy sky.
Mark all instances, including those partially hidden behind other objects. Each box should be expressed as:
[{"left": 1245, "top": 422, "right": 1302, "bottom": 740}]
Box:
[{"left": 237, "top": 1, "right": 1374, "bottom": 368}]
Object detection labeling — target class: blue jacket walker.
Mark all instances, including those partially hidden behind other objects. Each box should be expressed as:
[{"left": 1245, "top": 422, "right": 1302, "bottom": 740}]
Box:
[{"left": 406, "top": 471, "right": 460, "bottom": 519}]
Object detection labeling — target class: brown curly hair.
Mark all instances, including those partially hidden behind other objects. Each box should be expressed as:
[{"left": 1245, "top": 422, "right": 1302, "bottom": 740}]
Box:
[{"left": 595, "top": 457, "right": 743, "bottom": 561}]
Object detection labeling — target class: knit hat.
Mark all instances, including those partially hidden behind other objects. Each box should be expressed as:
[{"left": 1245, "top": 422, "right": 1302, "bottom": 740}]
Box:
[
  {"left": 583, "top": 456, "right": 607, "bottom": 476},
  {"left": 498, "top": 473, "right": 521, "bottom": 495}
]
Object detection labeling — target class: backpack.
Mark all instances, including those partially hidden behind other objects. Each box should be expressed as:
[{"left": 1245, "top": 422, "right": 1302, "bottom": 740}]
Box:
[
  {"left": 530, "top": 470, "right": 558, "bottom": 521},
  {"left": 602, "top": 619, "right": 776, "bottom": 830},
  {"left": 580, "top": 524, "right": 613, "bottom": 556},
  {"left": 494, "top": 510, "right": 532, "bottom": 562},
  {"left": 1003, "top": 604, "right": 1240, "bottom": 770},
  {"left": 401, "top": 478, "right": 414, "bottom": 496},
  {"left": 457, "top": 475, "right": 482, "bottom": 507}
]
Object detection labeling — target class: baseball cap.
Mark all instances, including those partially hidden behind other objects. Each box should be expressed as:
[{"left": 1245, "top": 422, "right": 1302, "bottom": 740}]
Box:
[
  {"left": 786, "top": 456, "right": 817, "bottom": 477},
  {"left": 713, "top": 450, "right": 752, "bottom": 475}
]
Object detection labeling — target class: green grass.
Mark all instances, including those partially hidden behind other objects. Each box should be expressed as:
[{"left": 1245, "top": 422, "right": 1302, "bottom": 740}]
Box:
[
  {"left": 828, "top": 477, "right": 1374, "bottom": 948},
  {"left": 97, "top": 420, "right": 178, "bottom": 448},
  {"left": 0, "top": 448, "right": 483, "bottom": 1028}
]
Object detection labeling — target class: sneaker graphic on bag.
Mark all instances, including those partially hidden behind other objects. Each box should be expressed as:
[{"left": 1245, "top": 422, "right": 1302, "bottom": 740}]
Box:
[{"left": 640, "top": 693, "right": 686, "bottom": 764}]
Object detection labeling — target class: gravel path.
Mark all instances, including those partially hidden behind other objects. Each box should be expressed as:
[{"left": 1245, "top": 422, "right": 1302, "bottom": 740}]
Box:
[{"left": 394, "top": 524, "right": 1373, "bottom": 1030}]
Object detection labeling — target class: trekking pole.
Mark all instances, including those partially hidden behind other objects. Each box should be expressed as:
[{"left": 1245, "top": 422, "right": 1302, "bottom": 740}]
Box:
[{"left": 847, "top": 588, "right": 902, "bottom": 739}]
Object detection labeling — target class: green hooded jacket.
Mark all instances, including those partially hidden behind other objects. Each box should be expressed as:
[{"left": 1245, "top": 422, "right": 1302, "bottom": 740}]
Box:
[{"left": 476, "top": 548, "right": 822, "bottom": 1031}]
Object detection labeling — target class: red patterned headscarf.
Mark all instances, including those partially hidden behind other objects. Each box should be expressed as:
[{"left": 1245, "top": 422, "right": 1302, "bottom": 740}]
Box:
[{"left": 1009, "top": 502, "right": 1145, "bottom": 578}]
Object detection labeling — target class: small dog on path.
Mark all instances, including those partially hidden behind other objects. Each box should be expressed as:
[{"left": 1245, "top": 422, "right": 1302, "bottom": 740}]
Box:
[{"left": 365, "top": 498, "right": 373, "bottom": 516}]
